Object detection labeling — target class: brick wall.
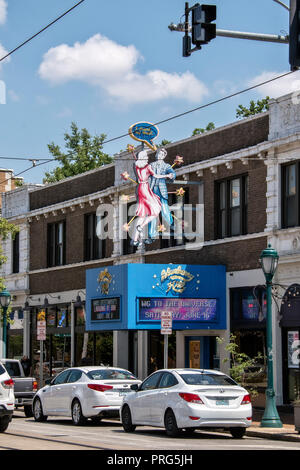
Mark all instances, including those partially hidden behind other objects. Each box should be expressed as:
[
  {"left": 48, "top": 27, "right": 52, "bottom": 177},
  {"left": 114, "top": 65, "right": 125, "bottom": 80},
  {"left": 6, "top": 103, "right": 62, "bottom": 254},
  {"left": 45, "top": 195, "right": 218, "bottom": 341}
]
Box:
[{"left": 29, "top": 165, "right": 115, "bottom": 211}]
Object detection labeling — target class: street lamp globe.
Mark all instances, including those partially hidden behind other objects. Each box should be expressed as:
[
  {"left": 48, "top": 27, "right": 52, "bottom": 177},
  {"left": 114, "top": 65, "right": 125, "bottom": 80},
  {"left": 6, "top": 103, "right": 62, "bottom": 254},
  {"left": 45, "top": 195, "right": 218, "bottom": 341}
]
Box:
[
  {"left": 0, "top": 289, "right": 11, "bottom": 309},
  {"left": 259, "top": 244, "right": 279, "bottom": 281}
]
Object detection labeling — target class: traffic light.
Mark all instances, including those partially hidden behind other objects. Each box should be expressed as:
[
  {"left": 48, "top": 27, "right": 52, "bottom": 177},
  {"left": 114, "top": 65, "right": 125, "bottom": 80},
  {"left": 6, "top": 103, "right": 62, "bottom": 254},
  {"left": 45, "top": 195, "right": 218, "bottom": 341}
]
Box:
[
  {"left": 183, "top": 35, "right": 192, "bottom": 57},
  {"left": 290, "top": 0, "right": 300, "bottom": 70},
  {"left": 192, "top": 3, "right": 216, "bottom": 47}
]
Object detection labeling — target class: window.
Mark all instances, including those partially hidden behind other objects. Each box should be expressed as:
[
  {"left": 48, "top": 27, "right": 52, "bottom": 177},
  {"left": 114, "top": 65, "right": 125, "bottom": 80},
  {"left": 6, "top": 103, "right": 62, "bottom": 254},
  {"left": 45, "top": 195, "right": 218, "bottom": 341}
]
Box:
[
  {"left": 47, "top": 221, "right": 66, "bottom": 267},
  {"left": 140, "top": 372, "right": 162, "bottom": 391},
  {"left": 53, "top": 369, "right": 70, "bottom": 385},
  {"left": 158, "top": 372, "right": 178, "bottom": 388},
  {"left": 282, "top": 162, "right": 299, "bottom": 228},
  {"left": 159, "top": 190, "right": 189, "bottom": 249},
  {"left": 122, "top": 202, "right": 137, "bottom": 255},
  {"left": 216, "top": 175, "right": 248, "bottom": 238},
  {"left": 67, "top": 370, "right": 82, "bottom": 383},
  {"left": 12, "top": 231, "right": 20, "bottom": 273},
  {"left": 179, "top": 373, "right": 237, "bottom": 386},
  {"left": 84, "top": 213, "right": 106, "bottom": 261}
]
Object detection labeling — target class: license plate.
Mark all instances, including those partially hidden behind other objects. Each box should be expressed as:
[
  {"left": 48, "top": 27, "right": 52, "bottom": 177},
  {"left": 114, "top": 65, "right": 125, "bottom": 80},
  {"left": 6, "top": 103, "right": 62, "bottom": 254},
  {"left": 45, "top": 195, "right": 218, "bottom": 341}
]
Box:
[{"left": 216, "top": 399, "right": 229, "bottom": 406}]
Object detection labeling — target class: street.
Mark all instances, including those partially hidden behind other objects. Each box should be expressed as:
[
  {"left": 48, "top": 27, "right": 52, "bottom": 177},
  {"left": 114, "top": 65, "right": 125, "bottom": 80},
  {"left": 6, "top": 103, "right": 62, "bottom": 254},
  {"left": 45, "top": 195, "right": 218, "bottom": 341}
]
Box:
[{"left": 1, "top": 410, "right": 300, "bottom": 452}]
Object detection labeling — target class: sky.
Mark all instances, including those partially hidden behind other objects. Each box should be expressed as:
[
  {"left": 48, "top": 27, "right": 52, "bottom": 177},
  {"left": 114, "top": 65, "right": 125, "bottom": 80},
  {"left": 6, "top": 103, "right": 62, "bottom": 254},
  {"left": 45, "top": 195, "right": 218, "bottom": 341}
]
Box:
[{"left": 0, "top": 0, "right": 299, "bottom": 184}]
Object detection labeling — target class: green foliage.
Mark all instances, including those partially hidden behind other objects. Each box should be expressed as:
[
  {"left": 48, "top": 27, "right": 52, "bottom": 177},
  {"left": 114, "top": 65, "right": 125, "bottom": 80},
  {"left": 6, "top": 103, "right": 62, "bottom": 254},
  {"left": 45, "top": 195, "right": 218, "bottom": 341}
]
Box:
[
  {"left": 158, "top": 139, "right": 172, "bottom": 147},
  {"left": 43, "top": 122, "right": 113, "bottom": 183},
  {"left": 217, "top": 334, "right": 265, "bottom": 398},
  {"left": 192, "top": 122, "right": 215, "bottom": 136},
  {"left": 236, "top": 97, "right": 270, "bottom": 120}
]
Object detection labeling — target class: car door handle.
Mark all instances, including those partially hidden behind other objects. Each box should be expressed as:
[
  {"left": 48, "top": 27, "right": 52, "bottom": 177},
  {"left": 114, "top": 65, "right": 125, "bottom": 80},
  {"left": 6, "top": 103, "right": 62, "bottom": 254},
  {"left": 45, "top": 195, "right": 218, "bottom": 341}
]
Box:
[{"left": 55, "top": 387, "right": 61, "bottom": 391}]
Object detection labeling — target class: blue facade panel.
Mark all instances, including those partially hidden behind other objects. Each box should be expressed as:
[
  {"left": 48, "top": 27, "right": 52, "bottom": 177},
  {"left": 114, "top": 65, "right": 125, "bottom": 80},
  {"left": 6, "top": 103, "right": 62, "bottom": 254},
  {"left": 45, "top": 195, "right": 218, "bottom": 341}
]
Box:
[{"left": 86, "top": 264, "right": 226, "bottom": 331}]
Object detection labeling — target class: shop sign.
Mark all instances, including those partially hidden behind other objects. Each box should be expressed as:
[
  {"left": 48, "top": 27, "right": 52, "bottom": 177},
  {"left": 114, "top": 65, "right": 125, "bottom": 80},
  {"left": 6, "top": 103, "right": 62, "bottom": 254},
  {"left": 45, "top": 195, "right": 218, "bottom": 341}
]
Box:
[
  {"left": 161, "top": 311, "right": 172, "bottom": 335},
  {"left": 128, "top": 121, "right": 159, "bottom": 151},
  {"left": 139, "top": 298, "right": 217, "bottom": 322},
  {"left": 288, "top": 331, "right": 300, "bottom": 368},
  {"left": 91, "top": 297, "right": 120, "bottom": 321}
]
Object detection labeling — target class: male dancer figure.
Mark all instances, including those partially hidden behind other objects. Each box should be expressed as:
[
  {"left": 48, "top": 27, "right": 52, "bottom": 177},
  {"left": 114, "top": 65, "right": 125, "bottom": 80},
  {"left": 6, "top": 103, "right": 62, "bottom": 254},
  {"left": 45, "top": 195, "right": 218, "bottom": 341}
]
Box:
[{"left": 147, "top": 147, "right": 176, "bottom": 242}]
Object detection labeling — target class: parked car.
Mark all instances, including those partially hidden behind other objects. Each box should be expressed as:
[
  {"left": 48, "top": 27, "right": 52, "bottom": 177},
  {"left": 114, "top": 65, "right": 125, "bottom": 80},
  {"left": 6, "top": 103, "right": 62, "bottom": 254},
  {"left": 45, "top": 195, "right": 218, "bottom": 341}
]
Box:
[
  {"left": 32, "top": 366, "right": 141, "bottom": 425},
  {"left": 120, "top": 368, "right": 252, "bottom": 438},
  {"left": 0, "top": 360, "right": 14, "bottom": 432},
  {"left": 43, "top": 361, "right": 70, "bottom": 380},
  {"left": 1, "top": 359, "right": 37, "bottom": 417}
]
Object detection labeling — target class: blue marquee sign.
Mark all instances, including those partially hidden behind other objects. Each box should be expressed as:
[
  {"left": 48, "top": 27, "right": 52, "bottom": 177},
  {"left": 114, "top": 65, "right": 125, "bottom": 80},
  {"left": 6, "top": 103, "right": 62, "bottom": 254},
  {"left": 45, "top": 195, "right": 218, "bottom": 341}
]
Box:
[{"left": 85, "top": 264, "right": 226, "bottom": 331}]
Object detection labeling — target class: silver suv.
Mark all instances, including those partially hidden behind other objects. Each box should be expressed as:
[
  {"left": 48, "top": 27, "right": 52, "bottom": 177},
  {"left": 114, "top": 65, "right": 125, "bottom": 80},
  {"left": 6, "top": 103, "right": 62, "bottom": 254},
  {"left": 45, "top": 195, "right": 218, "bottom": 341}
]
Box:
[{"left": 0, "top": 361, "right": 14, "bottom": 432}]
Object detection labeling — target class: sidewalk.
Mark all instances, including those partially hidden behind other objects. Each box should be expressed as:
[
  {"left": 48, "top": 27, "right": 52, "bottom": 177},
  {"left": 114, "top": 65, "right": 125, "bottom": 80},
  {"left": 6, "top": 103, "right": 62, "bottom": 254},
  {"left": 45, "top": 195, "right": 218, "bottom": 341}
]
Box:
[{"left": 246, "top": 407, "right": 300, "bottom": 442}]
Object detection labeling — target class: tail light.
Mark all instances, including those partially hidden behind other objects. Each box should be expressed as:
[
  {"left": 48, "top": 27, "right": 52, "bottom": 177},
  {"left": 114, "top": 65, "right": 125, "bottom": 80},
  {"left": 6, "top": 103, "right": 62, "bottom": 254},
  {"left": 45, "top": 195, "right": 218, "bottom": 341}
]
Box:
[
  {"left": 32, "top": 380, "right": 38, "bottom": 391},
  {"left": 2, "top": 379, "right": 14, "bottom": 389},
  {"left": 241, "top": 394, "right": 251, "bottom": 405},
  {"left": 87, "top": 384, "right": 113, "bottom": 392},
  {"left": 179, "top": 393, "right": 204, "bottom": 404}
]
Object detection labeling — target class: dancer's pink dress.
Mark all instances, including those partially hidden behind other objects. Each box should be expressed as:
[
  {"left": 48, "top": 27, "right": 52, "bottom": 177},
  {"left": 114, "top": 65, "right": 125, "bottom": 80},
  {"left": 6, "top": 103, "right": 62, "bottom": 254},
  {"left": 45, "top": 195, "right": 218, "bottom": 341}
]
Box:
[{"left": 135, "top": 164, "right": 161, "bottom": 217}]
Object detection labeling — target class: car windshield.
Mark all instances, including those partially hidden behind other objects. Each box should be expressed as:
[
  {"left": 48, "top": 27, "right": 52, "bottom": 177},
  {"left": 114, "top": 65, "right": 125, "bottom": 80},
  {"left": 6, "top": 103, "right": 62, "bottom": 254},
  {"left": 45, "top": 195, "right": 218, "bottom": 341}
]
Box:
[
  {"left": 87, "top": 369, "right": 137, "bottom": 380},
  {"left": 179, "top": 373, "right": 237, "bottom": 386}
]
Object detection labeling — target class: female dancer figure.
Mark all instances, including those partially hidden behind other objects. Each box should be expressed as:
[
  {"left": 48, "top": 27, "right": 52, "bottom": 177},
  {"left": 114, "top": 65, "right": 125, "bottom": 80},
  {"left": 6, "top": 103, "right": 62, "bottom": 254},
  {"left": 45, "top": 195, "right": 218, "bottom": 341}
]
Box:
[{"left": 132, "top": 149, "right": 172, "bottom": 246}]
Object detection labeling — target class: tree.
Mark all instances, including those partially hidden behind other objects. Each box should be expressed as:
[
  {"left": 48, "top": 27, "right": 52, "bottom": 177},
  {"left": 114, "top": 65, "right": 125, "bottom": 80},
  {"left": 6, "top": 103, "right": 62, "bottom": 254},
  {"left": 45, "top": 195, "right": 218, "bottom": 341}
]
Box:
[
  {"left": 236, "top": 97, "right": 270, "bottom": 120},
  {"left": 192, "top": 122, "right": 215, "bottom": 136},
  {"left": 217, "top": 333, "right": 265, "bottom": 398},
  {"left": 43, "top": 122, "right": 113, "bottom": 183}
]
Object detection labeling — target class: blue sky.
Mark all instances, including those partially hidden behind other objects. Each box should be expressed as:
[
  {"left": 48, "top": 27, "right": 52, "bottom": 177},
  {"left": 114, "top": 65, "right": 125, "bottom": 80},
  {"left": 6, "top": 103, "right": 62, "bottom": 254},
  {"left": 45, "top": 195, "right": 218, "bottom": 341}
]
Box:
[{"left": 0, "top": 0, "right": 298, "bottom": 183}]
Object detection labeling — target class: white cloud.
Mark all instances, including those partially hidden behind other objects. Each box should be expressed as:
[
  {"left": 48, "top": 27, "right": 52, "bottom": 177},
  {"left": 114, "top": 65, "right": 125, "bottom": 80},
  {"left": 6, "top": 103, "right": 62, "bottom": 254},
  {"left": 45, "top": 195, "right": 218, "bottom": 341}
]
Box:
[
  {"left": 0, "top": 0, "right": 7, "bottom": 25},
  {"left": 248, "top": 70, "right": 300, "bottom": 99},
  {"left": 105, "top": 70, "right": 209, "bottom": 104},
  {"left": 38, "top": 34, "right": 141, "bottom": 85},
  {"left": 39, "top": 34, "right": 208, "bottom": 104}
]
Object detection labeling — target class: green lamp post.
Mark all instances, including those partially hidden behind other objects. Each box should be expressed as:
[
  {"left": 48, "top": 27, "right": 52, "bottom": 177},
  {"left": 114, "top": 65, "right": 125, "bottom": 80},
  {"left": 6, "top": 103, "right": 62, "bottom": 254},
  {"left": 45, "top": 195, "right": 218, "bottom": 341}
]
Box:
[
  {"left": 259, "top": 244, "right": 283, "bottom": 428},
  {"left": 0, "top": 289, "right": 11, "bottom": 358}
]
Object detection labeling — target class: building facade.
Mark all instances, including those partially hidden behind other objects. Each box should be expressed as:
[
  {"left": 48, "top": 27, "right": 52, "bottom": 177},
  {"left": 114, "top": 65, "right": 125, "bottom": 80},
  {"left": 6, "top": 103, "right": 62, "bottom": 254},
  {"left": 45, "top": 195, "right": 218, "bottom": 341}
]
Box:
[{"left": 2, "top": 93, "right": 299, "bottom": 404}]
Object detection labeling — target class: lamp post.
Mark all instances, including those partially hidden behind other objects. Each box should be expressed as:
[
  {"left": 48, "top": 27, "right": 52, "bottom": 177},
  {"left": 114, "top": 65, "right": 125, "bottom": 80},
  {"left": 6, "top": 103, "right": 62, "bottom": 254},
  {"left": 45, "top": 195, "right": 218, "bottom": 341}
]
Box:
[
  {"left": 259, "top": 244, "right": 283, "bottom": 428},
  {"left": 0, "top": 289, "right": 11, "bottom": 358}
]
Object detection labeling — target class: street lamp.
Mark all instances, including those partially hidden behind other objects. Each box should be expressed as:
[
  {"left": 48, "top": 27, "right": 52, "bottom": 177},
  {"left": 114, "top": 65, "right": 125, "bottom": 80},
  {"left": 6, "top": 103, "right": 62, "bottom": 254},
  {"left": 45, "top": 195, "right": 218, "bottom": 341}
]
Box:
[
  {"left": 259, "top": 244, "right": 283, "bottom": 428},
  {"left": 0, "top": 289, "right": 11, "bottom": 358}
]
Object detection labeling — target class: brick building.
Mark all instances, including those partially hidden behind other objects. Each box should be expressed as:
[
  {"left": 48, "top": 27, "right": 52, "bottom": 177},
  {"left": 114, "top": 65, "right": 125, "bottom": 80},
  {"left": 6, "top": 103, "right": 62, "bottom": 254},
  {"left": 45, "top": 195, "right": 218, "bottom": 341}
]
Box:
[{"left": 2, "top": 91, "right": 300, "bottom": 404}]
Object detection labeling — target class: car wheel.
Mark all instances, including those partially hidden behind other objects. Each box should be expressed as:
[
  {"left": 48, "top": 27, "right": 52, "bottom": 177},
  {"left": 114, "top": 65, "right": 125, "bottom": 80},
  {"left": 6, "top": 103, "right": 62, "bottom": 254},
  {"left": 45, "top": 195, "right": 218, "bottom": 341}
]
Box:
[
  {"left": 0, "top": 417, "right": 10, "bottom": 433},
  {"left": 24, "top": 405, "right": 33, "bottom": 418},
  {"left": 121, "top": 405, "right": 136, "bottom": 433},
  {"left": 33, "top": 398, "right": 48, "bottom": 422},
  {"left": 164, "top": 409, "right": 181, "bottom": 437},
  {"left": 230, "top": 427, "right": 246, "bottom": 439},
  {"left": 71, "top": 399, "right": 87, "bottom": 426}
]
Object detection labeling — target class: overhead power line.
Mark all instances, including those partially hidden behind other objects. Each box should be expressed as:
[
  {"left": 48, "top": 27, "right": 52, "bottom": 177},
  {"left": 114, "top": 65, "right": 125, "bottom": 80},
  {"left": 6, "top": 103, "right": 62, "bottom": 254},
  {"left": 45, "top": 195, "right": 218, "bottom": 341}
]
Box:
[
  {"left": 103, "top": 69, "right": 296, "bottom": 146},
  {"left": 0, "top": 0, "right": 87, "bottom": 63}
]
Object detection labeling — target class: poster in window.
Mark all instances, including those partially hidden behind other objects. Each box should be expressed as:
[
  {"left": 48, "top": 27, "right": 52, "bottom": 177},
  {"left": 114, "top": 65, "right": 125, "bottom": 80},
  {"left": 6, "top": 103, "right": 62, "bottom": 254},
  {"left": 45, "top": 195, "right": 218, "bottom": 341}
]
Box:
[
  {"left": 242, "top": 296, "right": 260, "bottom": 320},
  {"left": 189, "top": 341, "right": 200, "bottom": 368},
  {"left": 57, "top": 308, "right": 67, "bottom": 327},
  {"left": 47, "top": 308, "right": 56, "bottom": 327}
]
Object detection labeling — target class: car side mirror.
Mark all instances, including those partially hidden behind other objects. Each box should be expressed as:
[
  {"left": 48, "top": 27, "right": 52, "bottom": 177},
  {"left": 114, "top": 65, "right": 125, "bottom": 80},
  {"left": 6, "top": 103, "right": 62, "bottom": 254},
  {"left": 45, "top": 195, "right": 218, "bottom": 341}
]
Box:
[{"left": 130, "top": 384, "right": 139, "bottom": 392}]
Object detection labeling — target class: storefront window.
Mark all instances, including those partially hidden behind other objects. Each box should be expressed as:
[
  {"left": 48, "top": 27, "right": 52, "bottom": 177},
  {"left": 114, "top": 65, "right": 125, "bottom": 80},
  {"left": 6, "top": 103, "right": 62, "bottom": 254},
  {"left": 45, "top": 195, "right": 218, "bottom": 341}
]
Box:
[{"left": 148, "top": 331, "right": 176, "bottom": 374}]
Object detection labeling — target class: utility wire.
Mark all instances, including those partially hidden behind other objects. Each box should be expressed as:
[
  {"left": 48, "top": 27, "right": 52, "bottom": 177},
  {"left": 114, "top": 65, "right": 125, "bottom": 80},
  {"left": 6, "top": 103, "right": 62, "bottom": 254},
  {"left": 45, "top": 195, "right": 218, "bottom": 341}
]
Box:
[
  {"left": 0, "top": 69, "right": 297, "bottom": 180},
  {"left": 103, "top": 69, "right": 297, "bottom": 146},
  {"left": 0, "top": 0, "right": 86, "bottom": 63}
]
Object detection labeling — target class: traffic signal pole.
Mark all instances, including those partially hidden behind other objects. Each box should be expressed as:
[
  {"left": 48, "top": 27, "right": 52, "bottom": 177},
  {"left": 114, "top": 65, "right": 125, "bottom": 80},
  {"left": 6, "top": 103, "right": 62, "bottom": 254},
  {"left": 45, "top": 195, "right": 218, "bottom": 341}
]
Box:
[{"left": 169, "top": 1, "right": 297, "bottom": 67}]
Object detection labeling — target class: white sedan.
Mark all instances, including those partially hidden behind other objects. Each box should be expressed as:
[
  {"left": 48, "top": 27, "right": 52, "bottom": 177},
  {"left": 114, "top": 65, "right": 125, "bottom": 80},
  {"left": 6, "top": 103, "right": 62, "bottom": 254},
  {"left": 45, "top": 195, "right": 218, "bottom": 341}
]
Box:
[
  {"left": 32, "top": 366, "right": 141, "bottom": 425},
  {"left": 120, "top": 368, "right": 252, "bottom": 438}
]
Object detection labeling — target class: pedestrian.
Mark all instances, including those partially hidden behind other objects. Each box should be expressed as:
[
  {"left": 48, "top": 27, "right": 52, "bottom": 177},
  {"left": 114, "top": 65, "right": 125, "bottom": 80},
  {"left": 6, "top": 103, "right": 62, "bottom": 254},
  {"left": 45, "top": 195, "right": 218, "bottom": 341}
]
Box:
[{"left": 20, "top": 355, "right": 32, "bottom": 377}]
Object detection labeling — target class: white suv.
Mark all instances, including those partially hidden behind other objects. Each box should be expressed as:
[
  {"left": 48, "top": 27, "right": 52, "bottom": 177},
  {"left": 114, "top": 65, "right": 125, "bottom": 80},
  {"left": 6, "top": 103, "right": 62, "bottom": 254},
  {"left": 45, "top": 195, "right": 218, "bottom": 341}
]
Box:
[{"left": 0, "top": 361, "right": 14, "bottom": 432}]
